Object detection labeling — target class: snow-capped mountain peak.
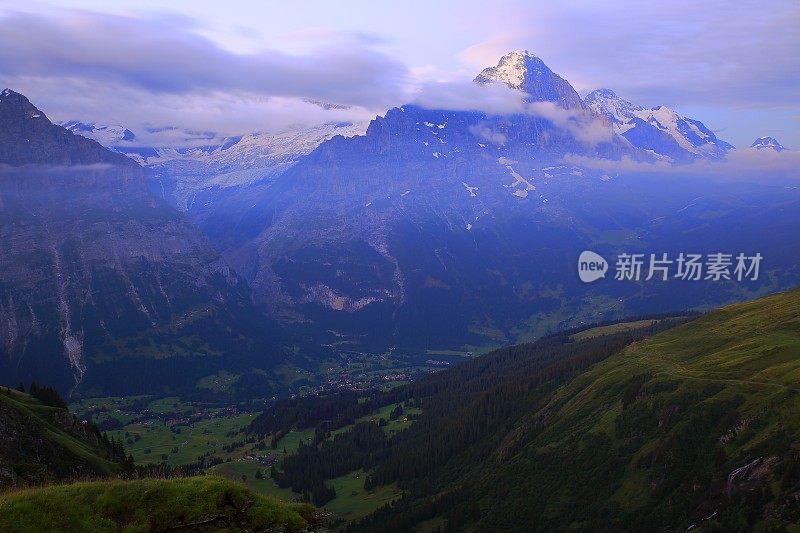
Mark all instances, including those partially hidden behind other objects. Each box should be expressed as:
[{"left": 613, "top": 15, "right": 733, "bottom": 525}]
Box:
[
  {"left": 474, "top": 50, "right": 544, "bottom": 90},
  {"left": 62, "top": 121, "right": 136, "bottom": 145},
  {"left": 584, "top": 88, "right": 734, "bottom": 162},
  {"left": 474, "top": 50, "right": 585, "bottom": 109},
  {"left": 584, "top": 88, "right": 642, "bottom": 125},
  {"left": 750, "top": 136, "right": 785, "bottom": 151},
  {"left": 63, "top": 118, "right": 369, "bottom": 209}
]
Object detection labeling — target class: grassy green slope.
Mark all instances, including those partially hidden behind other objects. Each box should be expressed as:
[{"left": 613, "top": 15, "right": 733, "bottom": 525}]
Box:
[
  {"left": 0, "top": 388, "right": 120, "bottom": 484},
  {"left": 0, "top": 476, "right": 317, "bottom": 532},
  {"left": 479, "top": 287, "right": 800, "bottom": 531}
]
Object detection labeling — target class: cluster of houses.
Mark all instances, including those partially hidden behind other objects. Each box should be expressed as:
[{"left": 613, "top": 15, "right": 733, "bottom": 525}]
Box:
[
  {"left": 161, "top": 406, "right": 244, "bottom": 428},
  {"left": 241, "top": 452, "right": 277, "bottom": 466}
]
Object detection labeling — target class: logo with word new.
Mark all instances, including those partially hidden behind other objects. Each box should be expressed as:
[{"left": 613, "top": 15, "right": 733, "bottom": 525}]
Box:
[
  {"left": 577, "top": 251, "right": 763, "bottom": 283},
  {"left": 578, "top": 251, "right": 608, "bottom": 283}
]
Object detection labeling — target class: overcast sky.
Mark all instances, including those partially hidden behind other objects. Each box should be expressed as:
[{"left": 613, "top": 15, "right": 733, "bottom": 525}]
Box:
[{"left": 1, "top": 0, "right": 797, "bottom": 148}]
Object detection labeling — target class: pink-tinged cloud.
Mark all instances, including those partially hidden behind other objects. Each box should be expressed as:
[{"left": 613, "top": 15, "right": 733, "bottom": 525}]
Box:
[{"left": 0, "top": 11, "right": 409, "bottom": 109}]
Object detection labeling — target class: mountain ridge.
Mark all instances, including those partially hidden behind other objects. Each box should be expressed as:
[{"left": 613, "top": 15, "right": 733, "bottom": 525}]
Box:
[
  {"left": 189, "top": 53, "right": 800, "bottom": 352},
  {"left": 0, "top": 90, "right": 291, "bottom": 396},
  {"left": 584, "top": 87, "right": 734, "bottom": 162},
  {"left": 0, "top": 89, "right": 141, "bottom": 169}
]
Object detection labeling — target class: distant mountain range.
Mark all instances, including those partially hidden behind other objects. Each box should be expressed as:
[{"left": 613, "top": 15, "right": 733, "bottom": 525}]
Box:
[
  {"left": 2, "top": 51, "right": 798, "bottom": 393},
  {"left": 61, "top": 51, "right": 787, "bottom": 230},
  {"left": 61, "top": 119, "right": 368, "bottom": 211},
  {"left": 584, "top": 87, "right": 734, "bottom": 162},
  {"left": 183, "top": 52, "right": 798, "bottom": 352}
]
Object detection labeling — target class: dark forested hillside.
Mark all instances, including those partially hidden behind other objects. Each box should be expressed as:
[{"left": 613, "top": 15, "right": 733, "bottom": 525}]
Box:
[
  {"left": 357, "top": 289, "right": 800, "bottom": 531},
  {"left": 0, "top": 385, "right": 129, "bottom": 488},
  {"left": 255, "top": 289, "right": 800, "bottom": 531},
  {"left": 251, "top": 316, "right": 686, "bottom": 516}
]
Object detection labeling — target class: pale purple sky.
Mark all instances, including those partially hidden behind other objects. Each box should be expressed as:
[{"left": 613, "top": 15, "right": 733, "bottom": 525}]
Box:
[{"left": 0, "top": 0, "right": 797, "bottom": 148}]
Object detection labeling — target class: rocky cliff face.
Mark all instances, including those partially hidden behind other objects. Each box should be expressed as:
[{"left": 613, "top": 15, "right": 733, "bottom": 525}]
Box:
[
  {"left": 209, "top": 102, "right": 627, "bottom": 332},
  {"left": 0, "top": 89, "right": 138, "bottom": 168},
  {"left": 0, "top": 90, "right": 287, "bottom": 395}
]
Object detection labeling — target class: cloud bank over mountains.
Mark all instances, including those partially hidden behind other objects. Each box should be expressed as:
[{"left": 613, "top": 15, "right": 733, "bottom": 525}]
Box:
[
  {"left": 565, "top": 146, "right": 800, "bottom": 182},
  {"left": 0, "top": 10, "right": 403, "bottom": 139},
  {"left": 0, "top": 11, "right": 409, "bottom": 108},
  {"left": 0, "top": 1, "right": 796, "bottom": 148}
]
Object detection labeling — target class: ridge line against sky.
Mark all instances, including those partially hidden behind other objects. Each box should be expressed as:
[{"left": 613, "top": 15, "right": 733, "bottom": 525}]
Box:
[{"left": 0, "top": 0, "right": 797, "bottom": 148}]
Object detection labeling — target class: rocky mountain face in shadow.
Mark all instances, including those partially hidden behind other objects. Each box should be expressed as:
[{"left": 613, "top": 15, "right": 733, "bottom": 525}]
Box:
[
  {"left": 0, "top": 90, "right": 287, "bottom": 396},
  {"left": 0, "top": 89, "right": 138, "bottom": 168},
  {"left": 196, "top": 55, "right": 800, "bottom": 353}
]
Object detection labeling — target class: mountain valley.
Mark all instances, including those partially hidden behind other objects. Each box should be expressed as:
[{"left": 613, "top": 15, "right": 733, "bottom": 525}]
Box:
[{"left": 1, "top": 3, "right": 798, "bottom": 531}]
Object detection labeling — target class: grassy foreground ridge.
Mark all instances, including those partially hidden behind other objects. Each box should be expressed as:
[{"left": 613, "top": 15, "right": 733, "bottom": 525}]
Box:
[{"left": 0, "top": 476, "right": 317, "bottom": 532}]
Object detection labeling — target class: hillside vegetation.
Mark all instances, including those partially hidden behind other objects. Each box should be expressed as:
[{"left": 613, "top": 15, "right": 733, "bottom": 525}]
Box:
[
  {"left": 0, "top": 389, "right": 321, "bottom": 531},
  {"left": 250, "top": 317, "right": 685, "bottom": 528},
  {"left": 256, "top": 290, "right": 800, "bottom": 531},
  {"left": 0, "top": 387, "right": 125, "bottom": 487},
  {"left": 0, "top": 476, "right": 318, "bottom": 532},
  {"left": 358, "top": 287, "right": 800, "bottom": 531}
]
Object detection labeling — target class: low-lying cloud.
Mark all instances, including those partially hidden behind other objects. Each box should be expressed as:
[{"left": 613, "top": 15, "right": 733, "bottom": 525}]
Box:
[
  {"left": 414, "top": 80, "right": 612, "bottom": 146},
  {"left": 413, "top": 80, "right": 527, "bottom": 115},
  {"left": 469, "top": 124, "right": 507, "bottom": 146},
  {"left": 565, "top": 147, "right": 800, "bottom": 182},
  {"left": 526, "top": 102, "right": 612, "bottom": 146}
]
